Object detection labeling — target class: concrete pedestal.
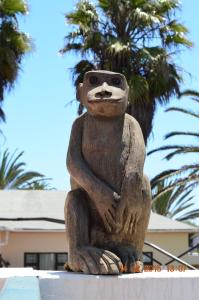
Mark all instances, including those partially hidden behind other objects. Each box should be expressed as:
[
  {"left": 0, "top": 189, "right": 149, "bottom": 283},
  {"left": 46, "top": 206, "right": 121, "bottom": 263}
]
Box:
[{"left": 0, "top": 268, "right": 199, "bottom": 300}]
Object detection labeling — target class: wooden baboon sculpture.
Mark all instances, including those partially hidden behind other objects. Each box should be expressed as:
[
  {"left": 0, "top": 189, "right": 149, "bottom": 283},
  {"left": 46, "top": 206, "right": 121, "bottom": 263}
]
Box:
[{"left": 65, "top": 70, "right": 151, "bottom": 275}]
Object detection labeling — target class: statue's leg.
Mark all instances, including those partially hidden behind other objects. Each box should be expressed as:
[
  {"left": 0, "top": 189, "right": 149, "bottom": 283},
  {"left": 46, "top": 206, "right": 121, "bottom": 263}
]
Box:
[
  {"left": 133, "top": 175, "right": 152, "bottom": 257},
  {"left": 65, "top": 188, "right": 89, "bottom": 272},
  {"left": 65, "top": 188, "right": 123, "bottom": 275},
  {"left": 110, "top": 175, "right": 151, "bottom": 273}
]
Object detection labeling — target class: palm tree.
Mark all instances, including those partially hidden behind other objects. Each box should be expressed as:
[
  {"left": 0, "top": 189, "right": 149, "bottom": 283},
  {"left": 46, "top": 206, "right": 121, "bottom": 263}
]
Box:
[
  {"left": 0, "top": 0, "right": 31, "bottom": 122},
  {"left": 148, "top": 90, "right": 199, "bottom": 192},
  {"left": 148, "top": 91, "right": 199, "bottom": 221},
  {"left": 61, "top": 0, "right": 192, "bottom": 143},
  {"left": 151, "top": 179, "right": 199, "bottom": 222},
  {"left": 0, "top": 149, "right": 51, "bottom": 189}
]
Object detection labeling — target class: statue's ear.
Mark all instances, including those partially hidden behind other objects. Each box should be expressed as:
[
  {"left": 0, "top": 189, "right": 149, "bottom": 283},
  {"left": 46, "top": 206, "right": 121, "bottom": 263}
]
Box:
[
  {"left": 76, "top": 83, "right": 83, "bottom": 102},
  {"left": 127, "top": 84, "right": 129, "bottom": 95}
]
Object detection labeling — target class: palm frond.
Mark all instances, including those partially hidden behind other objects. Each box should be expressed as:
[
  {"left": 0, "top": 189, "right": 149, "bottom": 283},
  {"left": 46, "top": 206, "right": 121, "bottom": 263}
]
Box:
[
  {"left": 0, "top": 149, "right": 51, "bottom": 189},
  {"left": 170, "top": 202, "right": 194, "bottom": 218},
  {"left": 0, "top": 0, "right": 31, "bottom": 121},
  {"left": 165, "top": 131, "right": 199, "bottom": 139},
  {"left": 151, "top": 178, "right": 198, "bottom": 222},
  {"left": 0, "top": 0, "right": 28, "bottom": 16},
  {"left": 129, "top": 75, "right": 149, "bottom": 103},
  {"left": 172, "top": 196, "right": 194, "bottom": 213},
  {"left": 10, "top": 171, "right": 44, "bottom": 189},
  {"left": 165, "top": 33, "right": 193, "bottom": 48},
  {"left": 0, "top": 107, "right": 5, "bottom": 121},
  {"left": 165, "top": 107, "right": 199, "bottom": 118},
  {"left": 150, "top": 91, "right": 199, "bottom": 222},
  {"left": 167, "top": 185, "right": 191, "bottom": 209},
  {"left": 179, "top": 90, "right": 199, "bottom": 98},
  {"left": 73, "top": 60, "right": 96, "bottom": 88},
  {"left": 152, "top": 189, "right": 171, "bottom": 215},
  {"left": 148, "top": 145, "right": 199, "bottom": 160},
  {"left": 66, "top": 1, "right": 98, "bottom": 32},
  {"left": 177, "top": 210, "right": 199, "bottom": 221},
  {"left": 164, "top": 146, "right": 199, "bottom": 160},
  {"left": 151, "top": 164, "right": 199, "bottom": 186}
]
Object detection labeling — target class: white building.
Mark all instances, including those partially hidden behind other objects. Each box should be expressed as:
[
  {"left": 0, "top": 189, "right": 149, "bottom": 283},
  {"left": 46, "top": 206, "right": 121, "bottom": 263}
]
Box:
[{"left": 0, "top": 190, "right": 198, "bottom": 270}]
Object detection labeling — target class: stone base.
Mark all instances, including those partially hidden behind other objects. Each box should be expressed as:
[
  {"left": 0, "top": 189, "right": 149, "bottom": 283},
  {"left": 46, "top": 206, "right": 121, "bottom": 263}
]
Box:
[{"left": 0, "top": 268, "right": 199, "bottom": 300}]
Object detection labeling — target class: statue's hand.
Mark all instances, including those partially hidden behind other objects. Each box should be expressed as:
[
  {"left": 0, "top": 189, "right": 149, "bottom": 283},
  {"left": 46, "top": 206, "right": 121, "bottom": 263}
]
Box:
[
  {"left": 115, "top": 176, "right": 143, "bottom": 234},
  {"left": 115, "top": 198, "right": 143, "bottom": 235},
  {"left": 95, "top": 189, "right": 120, "bottom": 233}
]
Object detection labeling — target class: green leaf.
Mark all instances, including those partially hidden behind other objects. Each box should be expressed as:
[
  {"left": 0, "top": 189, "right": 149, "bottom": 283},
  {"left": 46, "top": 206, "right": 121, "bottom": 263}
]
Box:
[
  {"left": 129, "top": 75, "right": 149, "bottom": 102},
  {"left": 168, "top": 20, "right": 189, "bottom": 34},
  {"left": 0, "top": 149, "right": 51, "bottom": 189},
  {"left": 165, "top": 33, "right": 193, "bottom": 47},
  {"left": 66, "top": 1, "right": 98, "bottom": 32},
  {"left": 108, "top": 41, "right": 130, "bottom": 54},
  {"left": 0, "top": 0, "right": 28, "bottom": 15},
  {"left": 99, "top": 0, "right": 110, "bottom": 10}
]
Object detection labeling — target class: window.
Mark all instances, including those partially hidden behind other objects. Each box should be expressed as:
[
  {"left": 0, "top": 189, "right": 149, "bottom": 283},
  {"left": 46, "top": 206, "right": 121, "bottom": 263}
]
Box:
[
  {"left": 56, "top": 253, "right": 68, "bottom": 270},
  {"left": 143, "top": 252, "right": 153, "bottom": 265},
  {"left": 24, "top": 253, "right": 68, "bottom": 270},
  {"left": 25, "top": 252, "right": 153, "bottom": 269},
  {"left": 24, "top": 253, "right": 39, "bottom": 269}
]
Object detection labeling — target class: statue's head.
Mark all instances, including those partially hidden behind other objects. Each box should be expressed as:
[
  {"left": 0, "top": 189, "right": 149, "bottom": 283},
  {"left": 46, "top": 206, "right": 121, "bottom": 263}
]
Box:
[{"left": 77, "top": 70, "right": 129, "bottom": 117}]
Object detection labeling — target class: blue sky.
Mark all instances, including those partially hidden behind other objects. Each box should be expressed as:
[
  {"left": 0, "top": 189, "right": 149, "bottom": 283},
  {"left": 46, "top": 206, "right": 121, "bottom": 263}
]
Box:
[{"left": 0, "top": 0, "right": 199, "bottom": 206}]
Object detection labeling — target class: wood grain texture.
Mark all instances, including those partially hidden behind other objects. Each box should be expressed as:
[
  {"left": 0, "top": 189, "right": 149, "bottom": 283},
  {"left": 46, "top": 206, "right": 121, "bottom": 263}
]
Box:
[{"left": 65, "top": 71, "right": 151, "bottom": 274}]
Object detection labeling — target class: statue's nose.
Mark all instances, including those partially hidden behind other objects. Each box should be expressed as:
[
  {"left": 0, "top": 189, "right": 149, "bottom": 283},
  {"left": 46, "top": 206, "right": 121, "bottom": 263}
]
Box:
[{"left": 95, "top": 82, "right": 112, "bottom": 98}]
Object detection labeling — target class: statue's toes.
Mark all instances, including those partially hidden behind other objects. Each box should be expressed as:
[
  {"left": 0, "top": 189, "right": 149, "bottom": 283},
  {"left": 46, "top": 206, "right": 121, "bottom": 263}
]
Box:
[
  {"left": 123, "top": 255, "right": 143, "bottom": 273},
  {"left": 129, "top": 260, "right": 143, "bottom": 273},
  {"left": 77, "top": 247, "right": 123, "bottom": 275},
  {"left": 110, "top": 244, "right": 142, "bottom": 273},
  {"left": 101, "top": 250, "right": 123, "bottom": 274},
  {"left": 91, "top": 248, "right": 122, "bottom": 275},
  {"left": 78, "top": 248, "right": 99, "bottom": 274},
  {"left": 122, "top": 254, "right": 134, "bottom": 273}
]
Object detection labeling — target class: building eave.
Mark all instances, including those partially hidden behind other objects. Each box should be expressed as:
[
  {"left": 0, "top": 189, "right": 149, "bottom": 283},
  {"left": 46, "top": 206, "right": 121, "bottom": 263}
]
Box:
[
  {"left": 147, "top": 229, "right": 199, "bottom": 233},
  {"left": 1, "top": 228, "right": 198, "bottom": 233}
]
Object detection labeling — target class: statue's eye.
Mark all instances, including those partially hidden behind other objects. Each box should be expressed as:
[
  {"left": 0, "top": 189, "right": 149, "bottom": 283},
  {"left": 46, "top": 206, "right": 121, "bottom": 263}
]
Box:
[
  {"left": 111, "top": 77, "right": 122, "bottom": 86},
  {"left": 89, "top": 76, "right": 99, "bottom": 85}
]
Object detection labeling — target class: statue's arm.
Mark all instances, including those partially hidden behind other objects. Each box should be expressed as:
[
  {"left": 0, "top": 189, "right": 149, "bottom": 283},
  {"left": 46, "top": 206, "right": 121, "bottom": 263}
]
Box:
[
  {"left": 122, "top": 115, "right": 145, "bottom": 196},
  {"left": 115, "top": 115, "right": 146, "bottom": 232},
  {"left": 67, "top": 116, "right": 119, "bottom": 232},
  {"left": 67, "top": 115, "right": 116, "bottom": 202}
]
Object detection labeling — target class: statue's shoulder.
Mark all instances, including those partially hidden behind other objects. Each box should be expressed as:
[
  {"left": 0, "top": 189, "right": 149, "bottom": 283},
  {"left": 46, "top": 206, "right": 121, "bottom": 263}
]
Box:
[
  {"left": 72, "top": 112, "right": 87, "bottom": 127},
  {"left": 124, "top": 113, "right": 139, "bottom": 127},
  {"left": 124, "top": 113, "right": 144, "bottom": 142}
]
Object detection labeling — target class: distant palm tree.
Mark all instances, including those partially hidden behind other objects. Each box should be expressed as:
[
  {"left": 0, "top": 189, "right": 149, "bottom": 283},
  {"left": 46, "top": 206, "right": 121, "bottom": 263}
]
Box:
[
  {"left": 0, "top": 0, "right": 31, "bottom": 121},
  {"left": 148, "top": 90, "right": 199, "bottom": 217},
  {"left": 25, "top": 180, "right": 53, "bottom": 190},
  {"left": 61, "top": 0, "right": 192, "bottom": 143},
  {"left": 148, "top": 91, "right": 199, "bottom": 189},
  {"left": 151, "top": 180, "right": 199, "bottom": 222},
  {"left": 0, "top": 149, "right": 51, "bottom": 189}
]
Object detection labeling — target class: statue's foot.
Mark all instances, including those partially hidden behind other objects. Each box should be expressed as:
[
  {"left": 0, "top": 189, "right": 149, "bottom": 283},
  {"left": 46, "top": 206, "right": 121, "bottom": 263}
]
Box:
[
  {"left": 64, "top": 262, "right": 73, "bottom": 272},
  {"left": 69, "top": 246, "right": 123, "bottom": 275},
  {"left": 110, "top": 244, "right": 143, "bottom": 273},
  {"left": 131, "top": 260, "right": 143, "bottom": 273}
]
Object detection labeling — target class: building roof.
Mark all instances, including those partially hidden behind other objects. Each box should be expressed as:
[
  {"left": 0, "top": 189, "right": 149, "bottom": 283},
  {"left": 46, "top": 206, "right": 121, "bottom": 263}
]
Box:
[{"left": 0, "top": 190, "right": 198, "bottom": 233}]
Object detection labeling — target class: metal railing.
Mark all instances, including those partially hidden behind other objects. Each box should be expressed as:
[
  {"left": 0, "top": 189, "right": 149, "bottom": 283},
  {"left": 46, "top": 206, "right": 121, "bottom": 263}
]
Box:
[
  {"left": 165, "top": 243, "right": 199, "bottom": 266},
  {"left": 0, "top": 254, "right": 10, "bottom": 267},
  {"left": 144, "top": 241, "right": 197, "bottom": 270}
]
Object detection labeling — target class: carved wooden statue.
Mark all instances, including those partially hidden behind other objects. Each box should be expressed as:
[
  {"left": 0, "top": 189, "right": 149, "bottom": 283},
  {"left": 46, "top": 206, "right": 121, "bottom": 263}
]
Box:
[{"left": 65, "top": 70, "right": 151, "bottom": 275}]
